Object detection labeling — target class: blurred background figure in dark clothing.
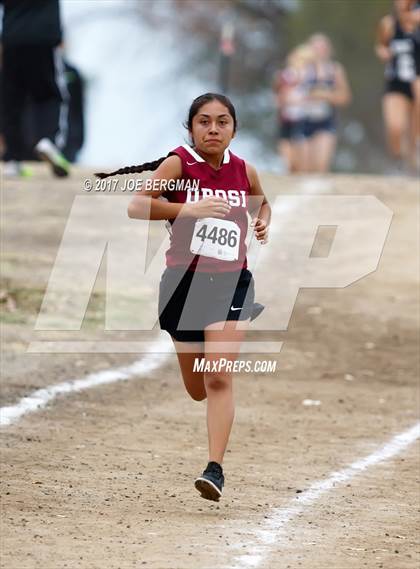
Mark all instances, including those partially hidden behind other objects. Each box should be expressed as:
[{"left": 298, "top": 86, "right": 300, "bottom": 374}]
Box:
[
  {"left": 375, "top": 0, "right": 418, "bottom": 172},
  {"left": 0, "top": 58, "right": 84, "bottom": 165},
  {"left": 399, "top": 0, "right": 420, "bottom": 171},
  {"left": 61, "top": 61, "right": 84, "bottom": 163},
  {"left": 0, "top": 0, "right": 72, "bottom": 177}
]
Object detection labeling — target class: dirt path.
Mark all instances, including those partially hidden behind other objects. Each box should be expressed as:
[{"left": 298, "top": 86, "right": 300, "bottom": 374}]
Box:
[{"left": 1, "top": 166, "right": 419, "bottom": 568}]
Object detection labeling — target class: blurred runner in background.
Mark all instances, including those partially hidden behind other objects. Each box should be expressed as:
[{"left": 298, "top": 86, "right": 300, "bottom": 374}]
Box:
[
  {"left": 400, "top": 0, "right": 420, "bottom": 170},
  {"left": 1, "top": 0, "right": 70, "bottom": 178},
  {"left": 304, "top": 33, "right": 351, "bottom": 173},
  {"left": 273, "top": 44, "right": 314, "bottom": 173},
  {"left": 375, "top": 0, "right": 417, "bottom": 171}
]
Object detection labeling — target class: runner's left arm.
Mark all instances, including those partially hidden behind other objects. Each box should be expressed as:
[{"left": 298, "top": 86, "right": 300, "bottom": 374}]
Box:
[{"left": 246, "top": 163, "right": 271, "bottom": 243}]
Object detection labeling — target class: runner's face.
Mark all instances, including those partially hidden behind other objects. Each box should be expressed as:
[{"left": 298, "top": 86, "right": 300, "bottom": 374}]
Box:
[
  {"left": 311, "top": 37, "right": 331, "bottom": 60},
  {"left": 191, "top": 101, "right": 235, "bottom": 154},
  {"left": 394, "top": 0, "right": 414, "bottom": 11}
]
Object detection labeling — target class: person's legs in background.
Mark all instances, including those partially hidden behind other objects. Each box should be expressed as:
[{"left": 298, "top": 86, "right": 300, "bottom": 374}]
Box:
[
  {"left": 2, "top": 46, "right": 27, "bottom": 176},
  {"left": 307, "top": 130, "right": 337, "bottom": 173},
  {"left": 279, "top": 136, "right": 307, "bottom": 174},
  {"left": 28, "top": 45, "right": 70, "bottom": 177},
  {"left": 411, "top": 77, "right": 420, "bottom": 171},
  {"left": 382, "top": 92, "right": 412, "bottom": 169}
]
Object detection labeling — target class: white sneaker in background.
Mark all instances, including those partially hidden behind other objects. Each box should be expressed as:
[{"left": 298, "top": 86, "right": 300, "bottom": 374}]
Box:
[
  {"left": 2, "top": 161, "right": 33, "bottom": 179},
  {"left": 34, "top": 138, "right": 70, "bottom": 178},
  {"left": 3, "top": 161, "right": 23, "bottom": 178}
]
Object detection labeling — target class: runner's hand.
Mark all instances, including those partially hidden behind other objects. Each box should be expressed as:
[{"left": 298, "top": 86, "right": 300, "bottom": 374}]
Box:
[
  {"left": 251, "top": 218, "right": 268, "bottom": 244},
  {"left": 184, "top": 197, "right": 231, "bottom": 219},
  {"left": 376, "top": 45, "right": 392, "bottom": 63}
]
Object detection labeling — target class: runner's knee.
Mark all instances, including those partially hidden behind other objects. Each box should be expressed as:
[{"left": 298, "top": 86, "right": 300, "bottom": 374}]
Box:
[{"left": 204, "top": 372, "right": 231, "bottom": 392}]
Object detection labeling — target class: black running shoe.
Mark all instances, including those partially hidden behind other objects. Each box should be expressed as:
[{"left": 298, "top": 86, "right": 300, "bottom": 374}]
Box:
[
  {"left": 251, "top": 302, "right": 265, "bottom": 321},
  {"left": 194, "top": 461, "right": 224, "bottom": 501}
]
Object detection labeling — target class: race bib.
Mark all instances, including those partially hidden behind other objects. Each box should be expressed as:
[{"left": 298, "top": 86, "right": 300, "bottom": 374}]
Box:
[
  {"left": 190, "top": 217, "right": 240, "bottom": 261},
  {"left": 396, "top": 53, "right": 416, "bottom": 82}
]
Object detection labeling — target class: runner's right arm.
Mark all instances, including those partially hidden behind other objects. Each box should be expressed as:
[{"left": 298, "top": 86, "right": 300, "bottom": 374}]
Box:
[{"left": 375, "top": 15, "right": 393, "bottom": 63}]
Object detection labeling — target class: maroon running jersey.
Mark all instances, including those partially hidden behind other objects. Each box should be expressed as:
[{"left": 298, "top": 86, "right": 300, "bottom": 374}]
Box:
[{"left": 161, "top": 144, "right": 251, "bottom": 273}]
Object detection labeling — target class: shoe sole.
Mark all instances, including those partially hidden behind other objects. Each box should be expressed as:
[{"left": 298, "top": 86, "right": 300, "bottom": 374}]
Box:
[
  {"left": 36, "top": 150, "right": 69, "bottom": 178},
  {"left": 194, "top": 477, "right": 222, "bottom": 501},
  {"left": 251, "top": 303, "right": 265, "bottom": 321}
]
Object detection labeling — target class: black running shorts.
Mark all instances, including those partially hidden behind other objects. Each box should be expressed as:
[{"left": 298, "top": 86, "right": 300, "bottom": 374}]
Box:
[
  {"left": 158, "top": 267, "right": 255, "bottom": 343},
  {"left": 385, "top": 79, "right": 414, "bottom": 100},
  {"left": 303, "top": 115, "right": 336, "bottom": 138},
  {"left": 278, "top": 119, "right": 306, "bottom": 141}
]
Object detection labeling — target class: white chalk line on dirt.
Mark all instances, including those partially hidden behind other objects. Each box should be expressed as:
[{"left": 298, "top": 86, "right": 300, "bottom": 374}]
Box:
[
  {"left": 0, "top": 337, "right": 173, "bottom": 427},
  {"left": 228, "top": 421, "right": 420, "bottom": 568}
]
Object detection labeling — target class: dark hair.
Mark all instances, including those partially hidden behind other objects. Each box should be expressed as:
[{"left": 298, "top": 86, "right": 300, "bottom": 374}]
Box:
[
  {"left": 95, "top": 92, "right": 237, "bottom": 179},
  {"left": 95, "top": 158, "right": 167, "bottom": 179},
  {"left": 185, "top": 92, "right": 237, "bottom": 133}
]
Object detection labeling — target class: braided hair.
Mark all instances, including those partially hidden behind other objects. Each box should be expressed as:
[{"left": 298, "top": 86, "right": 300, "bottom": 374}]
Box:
[
  {"left": 95, "top": 156, "right": 168, "bottom": 179},
  {"left": 95, "top": 92, "right": 237, "bottom": 179}
]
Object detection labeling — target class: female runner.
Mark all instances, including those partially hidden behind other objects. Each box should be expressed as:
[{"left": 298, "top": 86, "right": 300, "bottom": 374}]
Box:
[
  {"left": 273, "top": 44, "right": 314, "bottom": 173},
  {"left": 304, "top": 33, "right": 351, "bottom": 173},
  {"left": 400, "top": 0, "right": 420, "bottom": 170},
  {"left": 376, "top": 0, "right": 417, "bottom": 169},
  {"left": 95, "top": 93, "right": 271, "bottom": 502}
]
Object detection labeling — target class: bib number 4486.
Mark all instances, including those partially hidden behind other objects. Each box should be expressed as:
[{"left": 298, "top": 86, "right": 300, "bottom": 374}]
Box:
[
  {"left": 196, "top": 224, "right": 238, "bottom": 248},
  {"left": 190, "top": 217, "right": 240, "bottom": 261}
]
